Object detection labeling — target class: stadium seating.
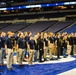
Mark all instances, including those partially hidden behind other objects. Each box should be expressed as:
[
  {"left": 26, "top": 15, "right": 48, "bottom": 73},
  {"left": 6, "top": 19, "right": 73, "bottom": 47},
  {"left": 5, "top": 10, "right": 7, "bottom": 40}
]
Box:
[
  {"left": 0, "top": 22, "right": 29, "bottom": 32},
  {"left": 45, "top": 21, "right": 74, "bottom": 33},
  {"left": 0, "top": 23, "right": 11, "bottom": 29},
  {"left": 21, "top": 21, "right": 57, "bottom": 36},
  {"left": 62, "top": 24, "right": 76, "bottom": 33},
  {"left": 0, "top": 21, "right": 75, "bottom": 34}
]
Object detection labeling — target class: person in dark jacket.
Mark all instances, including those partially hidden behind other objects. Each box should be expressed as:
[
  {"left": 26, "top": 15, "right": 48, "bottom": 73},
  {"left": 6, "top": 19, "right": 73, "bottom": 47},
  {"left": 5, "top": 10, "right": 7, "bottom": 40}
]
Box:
[
  {"left": 17, "top": 32, "right": 27, "bottom": 66},
  {"left": 5, "top": 31, "right": 14, "bottom": 70},
  {"left": 34, "top": 34, "right": 39, "bottom": 62},
  {"left": 48, "top": 32, "right": 55, "bottom": 60},
  {"left": 55, "top": 33, "right": 62, "bottom": 59},
  {"left": 62, "top": 35, "right": 68, "bottom": 58},
  {"left": 0, "top": 32, "right": 6, "bottom": 66},
  {"left": 74, "top": 33, "right": 76, "bottom": 54},
  {"left": 43, "top": 32, "right": 48, "bottom": 61},
  {"left": 28, "top": 35, "right": 35, "bottom": 65},
  {"left": 70, "top": 33, "right": 75, "bottom": 55},
  {"left": 38, "top": 34, "right": 44, "bottom": 62}
]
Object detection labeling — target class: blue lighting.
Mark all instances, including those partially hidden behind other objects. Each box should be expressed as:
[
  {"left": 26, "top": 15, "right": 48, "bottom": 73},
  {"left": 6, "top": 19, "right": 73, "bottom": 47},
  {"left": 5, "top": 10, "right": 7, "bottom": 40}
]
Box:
[{"left": 0, "top": 1, "right": 76, "bottom": 11}]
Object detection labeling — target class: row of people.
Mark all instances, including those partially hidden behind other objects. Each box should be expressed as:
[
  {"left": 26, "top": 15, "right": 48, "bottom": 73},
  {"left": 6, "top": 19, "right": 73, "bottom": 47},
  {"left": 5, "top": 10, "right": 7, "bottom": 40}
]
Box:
[{"left": 0, "top": 31, "right": 76, "bottom": 70}]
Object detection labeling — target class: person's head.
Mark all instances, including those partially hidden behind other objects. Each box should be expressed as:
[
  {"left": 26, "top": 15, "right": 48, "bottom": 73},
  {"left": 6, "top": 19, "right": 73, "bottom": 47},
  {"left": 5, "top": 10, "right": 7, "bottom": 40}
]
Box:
[
  {"left": 49, "top": 32, "right": 53, "bottom": 37},
  {"left": 34, "top": 34, "right": 38, "bottom": 40},
  {"left": 19, "top": 32, "right": 24, "bottom": 38},
  {"left": 1, "top": 32, "right": 6, "bottom": 37},
  {"left": 7, "top": 31, "right": 12, "bottom": 38},
  {"left": 36, "top": 32, "right": 39, "bottom": 36},
  {"left": 24, "top": 32, "right": 27, "bottom": 36},
  {"left": 11, "top": 31, "right": 15, "bottom": 37},
  {"left": 34, "top": 34, "right": 38, "bottom": 43},
  {"left": 43, "top": 32, "right": 47, "bottom": 39},
  {"left": 17, "top": 31, "right": 22, "bottom": 37},
  {"left": 71, "top": 33, "right": 75, "bottom": 37},
  {"left": 67, "top": 34, "right": 70, "bottom": 38},
  {"left": 29, "top": 35, "right": 33, "bottom": 40},
  {"left": 61, "top": 32, "right": 65, "bottom": 37},
  {"left": 63, "top": 35, "right": 67, "bottom": 40},
  {"left": 56, "top": 33, "right": 61, "bottom": 38},
  {"left": 28, "top": 32, "right": 32, "bottom": 36}
]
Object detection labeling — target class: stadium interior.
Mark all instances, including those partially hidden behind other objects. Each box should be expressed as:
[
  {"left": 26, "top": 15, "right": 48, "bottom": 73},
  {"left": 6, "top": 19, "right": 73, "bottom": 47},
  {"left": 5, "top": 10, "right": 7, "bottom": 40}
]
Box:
[
  {"left": 0, "top": 0, "right": 76, "bottom": 75},
  {"left": 0, "top": 0, "right": 76, "bottom": 34}
]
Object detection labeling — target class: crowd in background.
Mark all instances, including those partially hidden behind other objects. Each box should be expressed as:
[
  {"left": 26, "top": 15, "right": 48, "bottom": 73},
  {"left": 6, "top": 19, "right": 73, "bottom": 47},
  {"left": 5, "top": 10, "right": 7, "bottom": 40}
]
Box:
[{"left": 0, "top": 31, "right": 76, "bottom": 70}]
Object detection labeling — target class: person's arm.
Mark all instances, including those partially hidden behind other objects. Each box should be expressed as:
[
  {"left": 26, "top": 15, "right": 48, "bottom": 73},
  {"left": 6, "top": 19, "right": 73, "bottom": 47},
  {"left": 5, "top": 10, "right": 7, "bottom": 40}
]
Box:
[
  {"left": 5, "top": 44, "right": 7, "bottom": 54},
  {"left": 44, "top": 41, "right": 46, "bottom": 50},
  {"left": 27, "top": 43, "right": 30, "bottom": 51},
  {"left": 16, "top": 44, "right": 19, "bottom": 52},
  {"left": 5, "top": 39, "right": 8, "bottom": 54},
  {"left": 14, "top": 40, "right": 17, "bottom": 49},
  {"left": 55, "top": 40, "right": 57, "bottom": 48},
  {"left": 16, "top": 39, "right": 19, "bottom": 52}
]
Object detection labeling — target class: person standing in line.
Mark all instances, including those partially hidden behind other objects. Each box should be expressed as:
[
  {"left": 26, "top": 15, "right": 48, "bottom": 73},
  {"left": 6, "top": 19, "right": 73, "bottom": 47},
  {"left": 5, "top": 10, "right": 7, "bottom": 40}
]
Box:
[
  {"left": 11, "top": 31, "right": 16, "bottom": 64},
  {"left": 24, "top": 32, "right": 28, "bottom": 60},
  {"left": 38, "top": 34, "right": 44, "bottom": 62},
  {"left": 34, "top": 33, "right": 39, "bottom": 62},
  {"left": 62, "top": 35, "right": 68, "bottom": 58},
  {"left": 70, "top": 33, "right": 75, "bottom": 56},
  {"left": 15, "top": 31, "right": 22, "bottom": 62},
  {"left": 55, "top": 33, "right": 62, "bottom": 59},
  {"left": 25, "top": 32, "right": 32, "bottom": 42},
  {"left": 22, "top": 33, "right": 27, "bottom": 61},
  {"left": 27, "top": 35, "right": 35, "bottom": 65},
  {"left": 0, "top": 32, "right": 4, "bottom": 72},
  {"left": 17, "top": 32, "right": 27, "bottom": 66},
  {"left": 1, "top": 32, "right": 6, "bottom": 59},
  {"left": 5, "top": 31, "right": 14, "bottom": 70},
  {"left": 43, "top": 32, "right": 48, "bottom": 61},
  {"left": 74, "top": 33, "right": 76, "bottom": 54},
  {"left": 67, "top": 34, "right": 72, "bottom": 57},
  {"left": 0, "top": 32, "right": 6, "bottom": 66},
  {"left": 48, "top": 32, "right": 55, "bottom": 60}
]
